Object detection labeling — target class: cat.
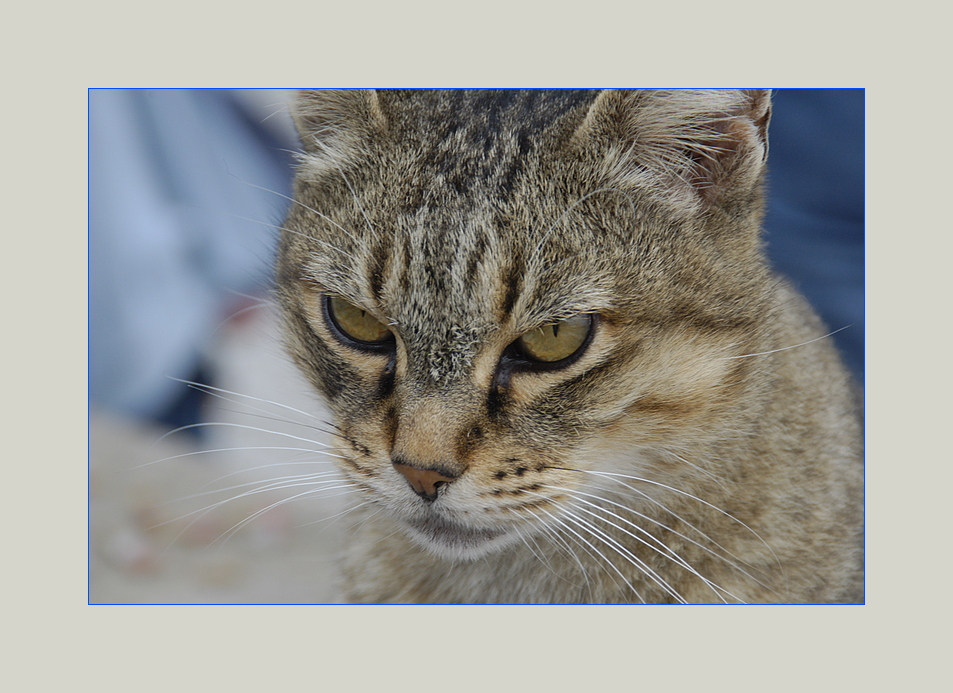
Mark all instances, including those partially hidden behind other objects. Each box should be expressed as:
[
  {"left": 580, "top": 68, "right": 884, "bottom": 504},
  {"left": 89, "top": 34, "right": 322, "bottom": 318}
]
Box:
[{"left": 273, "top": 89, "right": 864, "bottom": 604}]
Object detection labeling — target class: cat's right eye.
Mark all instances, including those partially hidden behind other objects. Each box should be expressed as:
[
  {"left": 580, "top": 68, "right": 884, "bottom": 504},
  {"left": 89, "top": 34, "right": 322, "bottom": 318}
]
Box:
[
  {"left": 324, "top": 295, "right": 394, "bottom": 349},
  {"left": 513, "top": 314, "right": 594, "bottom": 365}
]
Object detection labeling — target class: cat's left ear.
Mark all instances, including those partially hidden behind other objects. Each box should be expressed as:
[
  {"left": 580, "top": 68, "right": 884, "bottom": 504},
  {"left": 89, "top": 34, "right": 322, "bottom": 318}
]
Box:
[
  {"left": 290, "top": 89, "right": 387, "bottom": 175},
  {"left": 573, "top": 89, "right": 772, "bottom": 213}
]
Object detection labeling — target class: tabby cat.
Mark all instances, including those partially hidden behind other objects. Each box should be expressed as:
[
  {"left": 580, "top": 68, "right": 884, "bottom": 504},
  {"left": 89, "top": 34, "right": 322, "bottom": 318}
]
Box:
[{"left": 274, "top": 89, "right": 864, "bottom": 603}]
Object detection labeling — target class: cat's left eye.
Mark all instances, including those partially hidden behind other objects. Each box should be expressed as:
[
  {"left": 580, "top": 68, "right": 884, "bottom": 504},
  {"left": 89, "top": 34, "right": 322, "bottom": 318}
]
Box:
[
  {"left": 515, "top": 314, "right": 593, "bottom": 364},
  {"left": 324, "top": 295, "right": 394, "bottom": 348}
]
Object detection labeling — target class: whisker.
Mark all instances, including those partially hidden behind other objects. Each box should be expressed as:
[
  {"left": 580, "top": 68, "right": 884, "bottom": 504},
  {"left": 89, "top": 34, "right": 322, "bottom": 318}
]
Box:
[
  {"left": 308, "top": 136, "right": 379, "bottom": 243},
  {"left": 211, "top": 482, "right": 359, "bottom": 549},
  {"left": 516, "top": 513, "right": 592, "bottom": 595},
  {"left": 546, "top": 481, "right": 763, "bottom": 595},
  {"left": 222, "top": 206, "right": 350, "bottom": 256},
  {"left": 178, "top": 469, "right": 343, "bottom": 503},
  {"left": 258, "top": 100, "right": 292, "bottom": 125},
  {"left": 561, "top": 507, "right": 688, "bottom": 604},
  {"left": 150, "top": 421, "right": 333, "bottom": 455},
  {"left": 228, "top": 173, "right": 365, "bottom": 248},
  {"left": 532, "top": 186, "right": 638, "bottom": 262},
  {"left": 506, "top": 508, "right": 587, "bottom": 594},
  {"left": 722, "top": 325, "right": 851, "bottom": 360},
  {"left": 159, "top": 473, "right": 345, "bottom": 521},
  {"left": 146, "top": 445, "right": 342, "bottom": 469},
  {"left": 154, "top": 475, "right": 349, "bottom": 552},
  {"left": 192, "top": 457, "right": 341, "bottom": 491},
  {"left": 201, "top": 404, "right": 340, "bottom": 442},
  {"left": 209, "top": 301, "right": 270, "bottom": 337},
  {"left": 168, "top": 377, "right": 328, "bottom": 427},
  {"left": 558, "top": 467, "right": 781, "bottom": 571},
  {"left": 530, "top": 491, "right": 687, "bottom": 603},
  {"left": 297, "top": 496, "right": 371, "bottom": 530},
  {"left": 661, "top": 448, "right": 728, "bottom": 488},
  {"left": 531, "top": 512, "right": 604, "bottom": 601},
  {"left": 223, "top": 288, "right": 277, "bottom": 308},
  {"left": 546, "top": 487, "right": 738, "bottom": 603},
  {"left": 534, "top": 504, "right": 645, "bottom": 603}
]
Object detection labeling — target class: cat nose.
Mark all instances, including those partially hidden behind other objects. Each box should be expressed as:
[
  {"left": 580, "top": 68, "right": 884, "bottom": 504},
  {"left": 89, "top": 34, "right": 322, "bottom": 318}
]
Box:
[{"left": 392, "top": 460, "right": 458, "bottom": 502}]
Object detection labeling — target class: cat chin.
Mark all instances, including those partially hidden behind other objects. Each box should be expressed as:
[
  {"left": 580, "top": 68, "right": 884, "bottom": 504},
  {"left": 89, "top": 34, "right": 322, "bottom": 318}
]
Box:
[{"left": 400, "top": 515, "right": 518, "bottom": 561}]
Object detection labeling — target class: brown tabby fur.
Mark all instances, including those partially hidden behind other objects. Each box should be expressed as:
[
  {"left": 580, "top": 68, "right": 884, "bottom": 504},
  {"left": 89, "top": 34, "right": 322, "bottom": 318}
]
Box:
[{"left": 275, "top": 89, "right": 864, "bottom": 603}]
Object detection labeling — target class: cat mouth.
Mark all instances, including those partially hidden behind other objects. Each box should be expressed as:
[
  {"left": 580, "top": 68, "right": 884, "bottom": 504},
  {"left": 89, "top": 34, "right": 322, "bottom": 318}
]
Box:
[{"left": 401, "top": 514, "right": 509, "bottom": 559}]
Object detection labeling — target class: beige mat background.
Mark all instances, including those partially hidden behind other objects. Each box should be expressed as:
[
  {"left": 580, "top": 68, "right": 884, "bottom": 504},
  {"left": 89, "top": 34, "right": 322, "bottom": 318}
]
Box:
[{"left": 89, "top": 303, "right": 348, "bottom": 604}]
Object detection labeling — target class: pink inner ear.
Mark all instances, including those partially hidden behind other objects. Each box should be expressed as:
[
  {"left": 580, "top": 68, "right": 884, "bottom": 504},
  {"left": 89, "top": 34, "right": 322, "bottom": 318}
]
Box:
[
  {"left": 683, "top": 126, "right": 741, "bottom": 200},
  {"left": 680, "top": 92, "right": 772, "bottom": 206},
  {"left": 579, "top": 89, "right": 772, "bottom": 212}
]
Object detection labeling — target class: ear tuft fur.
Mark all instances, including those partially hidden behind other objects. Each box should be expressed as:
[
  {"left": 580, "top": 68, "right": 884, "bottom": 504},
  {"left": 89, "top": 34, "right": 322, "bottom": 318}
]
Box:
[
  {"left": 290, "top": 89, "right": 387, "bottom": 177},
  {"left": 575, "top": 89, "right": 772, "bottom": 213}
]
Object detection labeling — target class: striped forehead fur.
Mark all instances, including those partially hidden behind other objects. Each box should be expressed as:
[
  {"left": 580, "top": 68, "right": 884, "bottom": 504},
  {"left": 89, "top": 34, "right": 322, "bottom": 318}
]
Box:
[{"left": 287, "top": 88, "right": 771, "bottom": 386}]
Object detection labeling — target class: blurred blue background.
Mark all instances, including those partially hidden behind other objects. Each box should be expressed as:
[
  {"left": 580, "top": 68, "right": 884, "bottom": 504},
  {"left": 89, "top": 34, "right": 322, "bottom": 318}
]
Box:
[
  {"left": 764, "top": 89, "right": 865, "bottom": 381},
  {"left": 87, "top": 89, "right": 864, "bottom": 431}
]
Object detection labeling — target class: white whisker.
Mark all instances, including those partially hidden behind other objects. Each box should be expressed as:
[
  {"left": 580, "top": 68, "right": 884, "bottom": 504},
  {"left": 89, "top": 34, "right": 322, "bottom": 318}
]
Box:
[
  {"left": 546, "top": 487, "right": 739, "bottom": 603},
  {"left": 191, "top": 458, "right": 340, "bottom": 491},
  {"left": 297, "top": 496, "right": 370, "bottom": 530},
  {"left": 146, "top": 445, "right": 342, "bottom": 469},
  {"left": 561, "top": 507, "right": 688, "bottom": 604},
  {"left": 153, "top": 474, "right": 350, "bottom": 553},
  {"left": 168, "top": 377, "right": 327, "bottom": 427},
  {"left": 176, "top": 470, "right": 343, "bottom": 504},
  {"left": 211, "top": 482, "right": 358, "bottom": 549},
  {"left": 151, "top": 420, "right": 334, "bottom": 453},
  {"left": 545, "top": 481, "right": 765, "bottom": 596},
  {"left": 308, "top": 136, "right": 379, "bottom": 243},
  {"left": 530, "top": 491, "right": 688, "bottom": 603},
  {"left": 231, "top": 174, "right": 365, "bottom": 248},
  {"left": 534, "top": 504, "right": 645, "bottom": 603},
  {"left": 722, "top": 325, "right": 851, "bottom": 360},
  {"left": 579, "top": 469, "right": 782, "bottom": 570},
  {"left": 661, "top": 448, "right": 728, "bottom": 488}
]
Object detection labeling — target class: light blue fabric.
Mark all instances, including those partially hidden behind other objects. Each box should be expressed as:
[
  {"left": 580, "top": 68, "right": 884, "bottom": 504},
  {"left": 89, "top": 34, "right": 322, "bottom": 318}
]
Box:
[{"left": 89, "top": 89, "right": 293, "bottom": 418}]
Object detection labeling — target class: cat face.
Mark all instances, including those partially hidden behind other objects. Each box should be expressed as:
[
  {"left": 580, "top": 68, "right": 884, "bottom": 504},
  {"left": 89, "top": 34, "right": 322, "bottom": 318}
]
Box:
[{"left": 276, "top": 89, "right": 774, "bottom": 560}]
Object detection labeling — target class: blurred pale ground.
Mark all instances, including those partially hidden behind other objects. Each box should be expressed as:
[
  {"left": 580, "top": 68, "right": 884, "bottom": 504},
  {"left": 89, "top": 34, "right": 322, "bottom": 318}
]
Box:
[{"left": 89, "top": 304, "right": 348, "bottom": 603}]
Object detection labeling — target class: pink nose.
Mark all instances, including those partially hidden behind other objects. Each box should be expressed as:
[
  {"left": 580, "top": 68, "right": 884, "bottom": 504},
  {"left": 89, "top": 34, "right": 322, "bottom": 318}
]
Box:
[{"left": 393, "top": 462, "right": 457, "bottom": 501}]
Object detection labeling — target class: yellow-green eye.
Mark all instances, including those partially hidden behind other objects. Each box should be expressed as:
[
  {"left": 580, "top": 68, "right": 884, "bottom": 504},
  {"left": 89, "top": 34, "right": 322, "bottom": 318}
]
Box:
[
  {"left": 326, "top": 296, "right": 393, "bottom": 345},
  {"left": 516, "top": 315, "right": 592, "bottom": 363}
]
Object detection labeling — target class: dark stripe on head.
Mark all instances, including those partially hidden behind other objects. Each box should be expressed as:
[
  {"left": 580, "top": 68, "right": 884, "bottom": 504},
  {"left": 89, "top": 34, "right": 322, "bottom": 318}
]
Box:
[
  {"left": 500, "top": 264, "right": 523, "bottom": 319},
  {"left": 368, "top": 244, "right": 388, "bottom": 303}
]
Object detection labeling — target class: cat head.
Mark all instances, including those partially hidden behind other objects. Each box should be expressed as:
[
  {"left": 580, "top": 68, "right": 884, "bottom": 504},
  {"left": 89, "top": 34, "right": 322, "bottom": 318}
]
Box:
[{"left": 276, "top": 89, "right": 775, "bottom": 559}]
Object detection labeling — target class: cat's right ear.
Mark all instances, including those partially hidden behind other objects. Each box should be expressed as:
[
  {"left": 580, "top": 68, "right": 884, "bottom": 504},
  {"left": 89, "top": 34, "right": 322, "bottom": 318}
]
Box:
[
  {"left": 291, "top": 89, "right": 388, "bottom": 172},
  {"left": 572, "top": 89, "right": 771, "bottom": 216}
]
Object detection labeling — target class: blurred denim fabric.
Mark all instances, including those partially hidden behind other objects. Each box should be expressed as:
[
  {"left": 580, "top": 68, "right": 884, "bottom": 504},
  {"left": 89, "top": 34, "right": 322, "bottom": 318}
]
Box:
[
  {"left": 764, "top": 89, "right": 864, "bottom": 382},
  {"left": 88, "top": 89, "right": 295, "bottom": 424},
  {"left": 88, "top": 88, "right": 864, "bottom": 429}
]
